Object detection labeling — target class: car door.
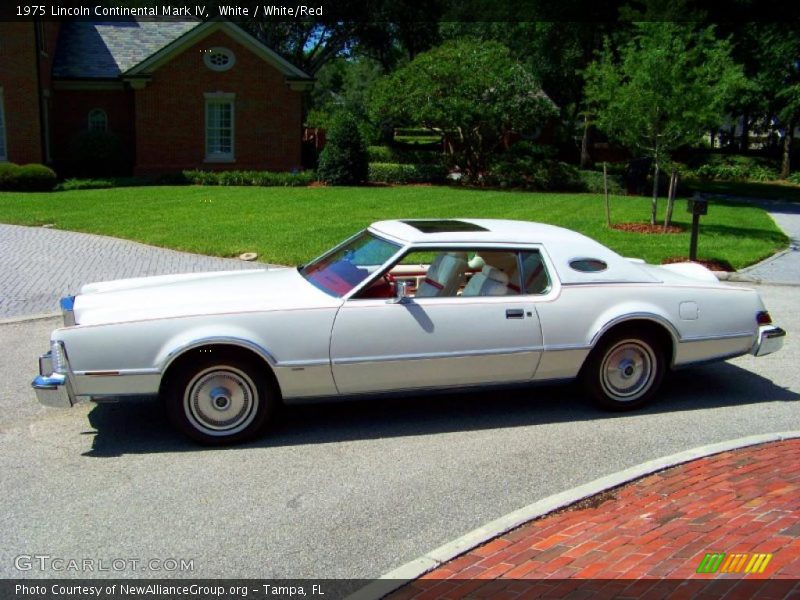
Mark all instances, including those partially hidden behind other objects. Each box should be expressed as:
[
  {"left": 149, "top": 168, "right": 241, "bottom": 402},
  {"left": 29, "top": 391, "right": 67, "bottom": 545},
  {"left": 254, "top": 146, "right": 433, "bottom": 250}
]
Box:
[{"left": 329, "top": 248, "right": 544, "bottom": 395}]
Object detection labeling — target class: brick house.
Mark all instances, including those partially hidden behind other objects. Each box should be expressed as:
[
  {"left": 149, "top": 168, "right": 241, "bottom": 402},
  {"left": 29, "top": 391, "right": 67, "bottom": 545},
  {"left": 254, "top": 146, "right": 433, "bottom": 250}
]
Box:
[{"left": 0, "top": 19, "right": 313, "bottom": 175}]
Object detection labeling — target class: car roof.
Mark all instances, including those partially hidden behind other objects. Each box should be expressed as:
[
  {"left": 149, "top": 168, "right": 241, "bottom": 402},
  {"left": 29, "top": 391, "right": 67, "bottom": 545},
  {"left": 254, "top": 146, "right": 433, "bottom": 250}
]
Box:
[{"left": 368, "top": 219, "right": 660, "bottom": 285}]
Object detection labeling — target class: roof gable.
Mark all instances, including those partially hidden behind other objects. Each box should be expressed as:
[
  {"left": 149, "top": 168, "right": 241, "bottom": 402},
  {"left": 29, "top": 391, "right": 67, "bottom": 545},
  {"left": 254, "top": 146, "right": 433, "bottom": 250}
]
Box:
[
  {"left": 53, "top": 19, "right": 312, "bottom": 83},
  {"left": 53, "top": 19, "right": 200, "bottom": 79}
]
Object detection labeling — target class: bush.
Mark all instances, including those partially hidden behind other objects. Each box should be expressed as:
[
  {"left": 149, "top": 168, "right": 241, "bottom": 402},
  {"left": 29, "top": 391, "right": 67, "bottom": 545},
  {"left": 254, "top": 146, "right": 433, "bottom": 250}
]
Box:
[
  {"left": 317, "top": 112, "right": 369, "bottom": 185},
  {"left": 0, "top": 163, "right": 57, "bottom": 191},
  {"left": 575, "top": 170, "right": 626, "bottom": 195},
  {"left": 367, "top": 145, "right": 444, "bottom": 165},
  {"left": 368, "top": 162, "right": 448, "bottom": 184},
  {"left": 182, "top": 170, "right": 315, "bottom": 187},
  {"left": 682, "top": 153, "right": 779, "bottom": 182},
  {"left": 788, "top": 172, "right": 800, "bottom": 185}
]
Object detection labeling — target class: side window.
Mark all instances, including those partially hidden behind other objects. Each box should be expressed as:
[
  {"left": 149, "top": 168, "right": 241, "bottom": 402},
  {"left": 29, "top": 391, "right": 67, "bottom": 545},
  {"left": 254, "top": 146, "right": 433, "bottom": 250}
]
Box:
[
  {"left": 520, "top": 251, "right": 551, "bottom": 295},
  {"left": 356, "top": 248, "right": 524, "bottom": 299}
]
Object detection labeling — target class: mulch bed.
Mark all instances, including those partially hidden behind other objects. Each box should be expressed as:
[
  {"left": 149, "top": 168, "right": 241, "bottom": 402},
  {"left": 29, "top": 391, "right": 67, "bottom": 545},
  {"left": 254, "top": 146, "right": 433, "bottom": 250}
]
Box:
[
  {"left": 662, "top": 256, "right": 735, "bottom": 272},
  {"left": 612, "top": 222, "right": 685, "bottom": 234}
]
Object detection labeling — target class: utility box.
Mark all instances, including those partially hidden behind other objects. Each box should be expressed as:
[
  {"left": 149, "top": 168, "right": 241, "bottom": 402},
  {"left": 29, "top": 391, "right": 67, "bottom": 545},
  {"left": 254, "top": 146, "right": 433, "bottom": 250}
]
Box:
[{"left": 687, "top": 196, "right": 708, "bottom": 215}]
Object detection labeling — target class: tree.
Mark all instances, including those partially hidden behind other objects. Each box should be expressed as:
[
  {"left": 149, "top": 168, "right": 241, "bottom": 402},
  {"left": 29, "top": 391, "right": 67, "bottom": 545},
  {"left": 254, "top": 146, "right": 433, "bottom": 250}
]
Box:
[
  {"left": 369, "top": 39, "right": 557, "bottom": 177},
  {"left": 585, "top": 23, "right": 745, "bottom": 224},
  {"left": 317, "top": 111, "right": 369, "bottom": 185}
]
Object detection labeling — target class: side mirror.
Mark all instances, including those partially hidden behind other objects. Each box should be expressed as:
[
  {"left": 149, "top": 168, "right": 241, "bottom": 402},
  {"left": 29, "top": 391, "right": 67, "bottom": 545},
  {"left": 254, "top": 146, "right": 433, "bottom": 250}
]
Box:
[{"left": 389, "top": 279, "right": 410, "bottom": 304}]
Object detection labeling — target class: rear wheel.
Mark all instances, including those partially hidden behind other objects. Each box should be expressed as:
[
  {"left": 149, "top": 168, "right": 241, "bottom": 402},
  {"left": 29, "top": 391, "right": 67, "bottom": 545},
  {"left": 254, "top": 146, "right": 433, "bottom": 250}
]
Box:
[
  {"left": 581, "top": 331, "right": 665, "bottom": 411},
  {"left": 166, "top": 354, "right": 275, "bottom": 444}
]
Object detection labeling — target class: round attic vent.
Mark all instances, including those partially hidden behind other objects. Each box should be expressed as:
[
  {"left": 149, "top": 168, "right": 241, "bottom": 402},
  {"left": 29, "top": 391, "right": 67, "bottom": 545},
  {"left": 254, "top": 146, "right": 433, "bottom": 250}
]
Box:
[{"left": 204, "top": 47, "right": 235, "bottom": 72}]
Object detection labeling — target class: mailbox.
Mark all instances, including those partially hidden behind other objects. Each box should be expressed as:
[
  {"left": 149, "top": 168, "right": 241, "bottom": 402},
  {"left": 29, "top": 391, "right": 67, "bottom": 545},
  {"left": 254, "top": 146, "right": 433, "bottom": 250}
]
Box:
[{"left": 687, "top": 196, "right": 708, "bottom": 215}]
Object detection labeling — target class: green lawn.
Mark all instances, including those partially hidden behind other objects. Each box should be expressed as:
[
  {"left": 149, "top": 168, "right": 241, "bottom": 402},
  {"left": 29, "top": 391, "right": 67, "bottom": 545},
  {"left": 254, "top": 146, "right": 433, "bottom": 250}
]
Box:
[{"left": 0, "top": 186, "right": 787, "bottom": 269}]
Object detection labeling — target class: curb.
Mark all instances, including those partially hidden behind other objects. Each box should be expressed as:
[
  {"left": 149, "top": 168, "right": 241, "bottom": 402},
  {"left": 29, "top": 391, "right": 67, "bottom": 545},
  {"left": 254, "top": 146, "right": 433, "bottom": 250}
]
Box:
[
  {"left": 349, "top": 430, "right": 800, "bottom": 600},
  {"left": 0, "top": 312, "right": 60, "bottom": 325}
]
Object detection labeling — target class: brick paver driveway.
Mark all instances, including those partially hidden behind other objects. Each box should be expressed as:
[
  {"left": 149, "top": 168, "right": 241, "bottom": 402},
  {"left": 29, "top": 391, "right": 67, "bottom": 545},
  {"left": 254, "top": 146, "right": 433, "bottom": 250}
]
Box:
[{"left": 0, "top": 224, "right": 265, "bottom": 319}]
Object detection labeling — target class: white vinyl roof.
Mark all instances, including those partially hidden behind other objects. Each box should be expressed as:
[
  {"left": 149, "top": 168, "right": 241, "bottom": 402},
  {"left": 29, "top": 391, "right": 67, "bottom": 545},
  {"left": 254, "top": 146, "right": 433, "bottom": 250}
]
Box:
[{"left": 369, "top": 219, "right": 661, "bottom": 285}]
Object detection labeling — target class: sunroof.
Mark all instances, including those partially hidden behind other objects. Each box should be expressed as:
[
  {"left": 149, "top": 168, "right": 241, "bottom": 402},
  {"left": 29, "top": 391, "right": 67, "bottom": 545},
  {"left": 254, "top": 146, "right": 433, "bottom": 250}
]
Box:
[{"left": 402, "top": 220, "right": 489, "bottom": 233}]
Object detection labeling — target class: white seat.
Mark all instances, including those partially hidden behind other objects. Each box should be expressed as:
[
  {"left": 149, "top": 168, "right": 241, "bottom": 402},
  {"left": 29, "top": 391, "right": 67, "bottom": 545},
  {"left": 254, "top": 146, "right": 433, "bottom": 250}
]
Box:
[
  {"left": 462, "top": 265, "right": 509, "bottom": 296},
  {"left": 416, "top": 252, "right": 468, "bottom": 297}
]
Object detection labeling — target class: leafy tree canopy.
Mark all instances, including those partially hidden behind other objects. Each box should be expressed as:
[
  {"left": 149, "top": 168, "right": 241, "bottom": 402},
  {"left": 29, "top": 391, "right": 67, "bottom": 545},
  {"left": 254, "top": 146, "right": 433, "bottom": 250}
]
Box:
[{"left": 369, "top": 39, "right": 557, "bottom": 176}]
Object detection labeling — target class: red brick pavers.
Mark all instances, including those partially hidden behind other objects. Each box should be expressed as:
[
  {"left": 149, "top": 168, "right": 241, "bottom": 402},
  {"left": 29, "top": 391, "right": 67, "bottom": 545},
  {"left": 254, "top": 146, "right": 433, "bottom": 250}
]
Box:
[{"left": 390, "top": 440, "right": 800, "bottom": 599}]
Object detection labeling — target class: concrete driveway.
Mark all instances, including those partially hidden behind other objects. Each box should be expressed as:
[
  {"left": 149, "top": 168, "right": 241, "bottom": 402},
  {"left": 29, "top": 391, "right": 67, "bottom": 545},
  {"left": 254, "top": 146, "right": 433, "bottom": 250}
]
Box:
[{"left": 0, "top": 284, "right": 797, "bottom": 581}]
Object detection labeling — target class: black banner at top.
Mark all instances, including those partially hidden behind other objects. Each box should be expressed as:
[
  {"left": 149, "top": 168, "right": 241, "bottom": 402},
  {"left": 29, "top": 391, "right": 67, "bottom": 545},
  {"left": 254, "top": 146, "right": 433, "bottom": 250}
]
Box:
[{"left": 2, "top": 0, "right": 800, "bottom": 23}]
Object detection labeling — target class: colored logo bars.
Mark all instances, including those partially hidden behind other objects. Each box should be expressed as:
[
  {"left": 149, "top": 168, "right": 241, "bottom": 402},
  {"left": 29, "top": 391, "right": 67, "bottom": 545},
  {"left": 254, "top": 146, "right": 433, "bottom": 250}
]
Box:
[{"left": 696, "top": 552, "right": 772, "bottom": 574}]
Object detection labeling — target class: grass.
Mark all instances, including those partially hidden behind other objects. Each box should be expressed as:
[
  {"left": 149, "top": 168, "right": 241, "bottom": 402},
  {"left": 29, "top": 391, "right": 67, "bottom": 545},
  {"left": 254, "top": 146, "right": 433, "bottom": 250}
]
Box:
[
  {"left": 0, "top": 186, "right": 787, "bottom": 269},
  {"left": 685, "top": 178, "right": 800, "bottom": 202}
]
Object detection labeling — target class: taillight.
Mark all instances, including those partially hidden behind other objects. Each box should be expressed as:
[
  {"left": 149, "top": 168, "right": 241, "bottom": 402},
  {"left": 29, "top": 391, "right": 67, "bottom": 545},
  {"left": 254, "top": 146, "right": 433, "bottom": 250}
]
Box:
[{"left": 756, "top": 311, "right": 772, "bottom": 325}]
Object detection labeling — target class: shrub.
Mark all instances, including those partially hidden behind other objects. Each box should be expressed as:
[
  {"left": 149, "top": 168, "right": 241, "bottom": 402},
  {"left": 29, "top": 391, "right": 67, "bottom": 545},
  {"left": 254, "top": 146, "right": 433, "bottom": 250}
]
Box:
[
  {"left": 683, "top": 153, "right": 779, "bottom": 182},
  {"left": 317, "top": 112, "right": 369, "bottom": 185},
  {"left": 182, "top": 170, "right": 315, "bottom": 187},
  {"left": 368, "top": 162, "right": 448, "bottom": 184},
  {"left": 367, "top": 145, "right": 444, "bottom": 165},
  {"left": 575, "top": 170, "right": 626, "bottom": 195},
  {"left": 0, "top": 163, "right": 57, "bottom": 191},
  {"left": 788, "top": 172, "right": 800, "bottom": 185}
]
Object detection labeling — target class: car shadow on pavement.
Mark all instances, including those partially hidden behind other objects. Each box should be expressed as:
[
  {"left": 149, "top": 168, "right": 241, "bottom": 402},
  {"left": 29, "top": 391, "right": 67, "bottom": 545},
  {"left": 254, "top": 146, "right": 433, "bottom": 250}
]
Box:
[{"left": 83, "top": 361, "right": 799, "bottom": 457}]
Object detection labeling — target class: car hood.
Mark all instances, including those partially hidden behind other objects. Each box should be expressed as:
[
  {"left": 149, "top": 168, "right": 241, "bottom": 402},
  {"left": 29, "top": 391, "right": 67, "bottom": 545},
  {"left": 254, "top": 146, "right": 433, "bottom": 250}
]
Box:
[{"left": 73, "top": 268, "right": 337, "bottom": 326}]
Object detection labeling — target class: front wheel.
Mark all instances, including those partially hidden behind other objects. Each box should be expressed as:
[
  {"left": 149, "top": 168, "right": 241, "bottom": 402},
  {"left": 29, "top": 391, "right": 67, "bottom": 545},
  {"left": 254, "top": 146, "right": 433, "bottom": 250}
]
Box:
[
  {"left": 581, "top": 331, "right": 665, "bottom": 411},
  {"left": 166, "top": 355, "right": 275, "bottom": 444}
]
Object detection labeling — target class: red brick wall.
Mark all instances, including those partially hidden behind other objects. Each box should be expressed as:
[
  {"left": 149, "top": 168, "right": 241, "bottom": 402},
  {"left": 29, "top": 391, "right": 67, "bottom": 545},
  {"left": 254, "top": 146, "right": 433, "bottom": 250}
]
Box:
[
  {"left": 50, "top": 89, "right": 135, "bottom": 168},
  {"left": 0, "top": 22, "right": 43, "bottom": 164},
  {"left": 134, "top": 29, "right": 304, "bottom": 174}
]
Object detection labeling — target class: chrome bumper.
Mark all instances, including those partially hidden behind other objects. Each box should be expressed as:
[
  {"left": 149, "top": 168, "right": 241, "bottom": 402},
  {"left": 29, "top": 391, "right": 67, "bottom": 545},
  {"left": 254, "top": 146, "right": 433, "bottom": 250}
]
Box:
[
  {"left": 32, "top": 350, "right": 76, "bottom": 408},
  {"left": 752, "top": 325, "right": 786, "bottom": 357}
]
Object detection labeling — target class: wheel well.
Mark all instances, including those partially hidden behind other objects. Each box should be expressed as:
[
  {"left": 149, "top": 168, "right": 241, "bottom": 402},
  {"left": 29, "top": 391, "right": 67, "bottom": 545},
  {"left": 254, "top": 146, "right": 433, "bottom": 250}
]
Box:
[
  {"left": 590, "top": 319, "right": 675, "bottom": 366},
  {"left": 158, "top": 343, "right": 279, "bottom": 399}
]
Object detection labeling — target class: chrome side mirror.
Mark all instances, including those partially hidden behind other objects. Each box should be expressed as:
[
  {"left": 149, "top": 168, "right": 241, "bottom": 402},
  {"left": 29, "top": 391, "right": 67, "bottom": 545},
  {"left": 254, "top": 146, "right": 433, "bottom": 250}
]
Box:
[{"left": 389, "top": 279, "right": 410, "bottom": 304}]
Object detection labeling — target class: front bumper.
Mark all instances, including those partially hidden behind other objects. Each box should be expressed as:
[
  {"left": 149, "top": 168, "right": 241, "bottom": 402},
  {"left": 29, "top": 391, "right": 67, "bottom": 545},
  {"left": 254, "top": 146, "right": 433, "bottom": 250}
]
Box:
[
  {"left": 31, "top": 350, "right": 76, "bottom": 408},
  {"left": 752, "top": 325, "right": 786, "bottom": 357}
]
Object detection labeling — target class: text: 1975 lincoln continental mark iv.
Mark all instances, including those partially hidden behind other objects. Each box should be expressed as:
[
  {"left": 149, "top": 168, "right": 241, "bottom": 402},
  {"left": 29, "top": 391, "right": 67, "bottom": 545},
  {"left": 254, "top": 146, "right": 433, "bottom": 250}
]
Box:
[{"left": 32, "top": 219, "right": 785, "bottom": 444}]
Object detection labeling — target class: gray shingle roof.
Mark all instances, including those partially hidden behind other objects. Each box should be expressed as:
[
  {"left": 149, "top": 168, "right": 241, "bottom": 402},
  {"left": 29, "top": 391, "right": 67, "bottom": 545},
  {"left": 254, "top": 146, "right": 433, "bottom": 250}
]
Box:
[{"left": 53, "top": 19, "right": 201, "bottom": 79}]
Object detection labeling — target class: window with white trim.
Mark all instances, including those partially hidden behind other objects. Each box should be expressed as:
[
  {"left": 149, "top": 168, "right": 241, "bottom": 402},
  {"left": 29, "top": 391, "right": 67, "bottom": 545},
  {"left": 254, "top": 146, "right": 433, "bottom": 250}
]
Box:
[
  {"left": 88, "top": 108, "right": 107, "bottom": 132},
  {"left": 0, "top": 88, "right": 7, "bottom": 161},
  {"left": 204, "top": 93, "right": 235, "bottom": 162}
]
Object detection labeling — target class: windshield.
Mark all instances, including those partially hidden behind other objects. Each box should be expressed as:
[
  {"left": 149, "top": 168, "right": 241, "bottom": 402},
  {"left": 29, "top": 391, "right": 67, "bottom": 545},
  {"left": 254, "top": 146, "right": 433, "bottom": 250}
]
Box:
[{"left": 300, "top": 231, "right": 401, "bottom": 297}]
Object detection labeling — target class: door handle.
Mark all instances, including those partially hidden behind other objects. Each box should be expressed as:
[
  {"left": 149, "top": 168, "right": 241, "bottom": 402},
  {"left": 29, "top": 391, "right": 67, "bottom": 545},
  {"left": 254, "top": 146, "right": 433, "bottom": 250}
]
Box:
[{"left": 505, "top": 308, "right": 524, "bottom": 319}]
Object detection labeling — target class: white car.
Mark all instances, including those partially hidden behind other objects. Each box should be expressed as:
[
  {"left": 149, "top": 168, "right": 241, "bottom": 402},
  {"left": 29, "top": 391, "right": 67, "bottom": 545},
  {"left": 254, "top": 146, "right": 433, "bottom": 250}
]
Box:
[{"left": 33, "top": 219, "right": 785, "bottom": 444}]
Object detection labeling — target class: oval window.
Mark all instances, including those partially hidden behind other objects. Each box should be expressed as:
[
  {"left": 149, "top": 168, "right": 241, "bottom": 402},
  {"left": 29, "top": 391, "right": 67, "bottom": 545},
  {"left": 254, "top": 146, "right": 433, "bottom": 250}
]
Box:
[
  {"left": 203, "top": 47, "right": 235, "bottom": 72},
  {"left": 569, "top": 258, "right": 608, "bottom": 273}
]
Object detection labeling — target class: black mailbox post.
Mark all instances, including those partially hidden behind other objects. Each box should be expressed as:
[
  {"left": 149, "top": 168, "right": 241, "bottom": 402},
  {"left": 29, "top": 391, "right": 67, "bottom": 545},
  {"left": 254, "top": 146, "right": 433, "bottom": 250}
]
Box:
[{"left": 687, "top": 193, "right": 708, "bottom": 260}]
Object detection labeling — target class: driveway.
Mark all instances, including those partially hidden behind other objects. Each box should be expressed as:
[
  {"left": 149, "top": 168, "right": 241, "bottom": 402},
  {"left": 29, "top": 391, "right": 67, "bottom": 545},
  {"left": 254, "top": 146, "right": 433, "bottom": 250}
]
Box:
[
  {"left": 0, "top": 224, "right": 263, "bottom": 319},
  {"left": 0, "top": 284, "right": 797, "bottom": 581},
  {"left": 727, "top": 198, "right": 800, "bottom": 283}
]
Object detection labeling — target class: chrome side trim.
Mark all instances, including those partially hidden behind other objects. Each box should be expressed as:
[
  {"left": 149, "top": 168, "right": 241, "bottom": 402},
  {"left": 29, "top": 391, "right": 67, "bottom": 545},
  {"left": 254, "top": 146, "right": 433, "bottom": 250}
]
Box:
[
  {"left": 160, "top": 337, "right": 278, "bottom": 372},
  {"left": 332, "top": 345, "right": 543, "bottom": 366},
  {"left": 542, "top": 343, "right": 593, "bottom": 352},
  {"left": 681, "top": 331, "right": 753, "bottom": 343},
  {"left": 273, "top": 359, "right": 330, "bottom": 368},
  {"left": 74, "top": 368, "right": 162, "bottom": 377}
]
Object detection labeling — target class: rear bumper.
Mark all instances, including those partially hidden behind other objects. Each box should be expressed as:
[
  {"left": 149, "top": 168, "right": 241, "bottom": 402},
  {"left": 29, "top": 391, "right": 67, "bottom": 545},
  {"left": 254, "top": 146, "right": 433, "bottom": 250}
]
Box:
[
  {"left": 751, "top": 325, "right": 786, "bottom": 357},
  {"left": 31, "top": 350, "right": 76, "bottom": 408}
]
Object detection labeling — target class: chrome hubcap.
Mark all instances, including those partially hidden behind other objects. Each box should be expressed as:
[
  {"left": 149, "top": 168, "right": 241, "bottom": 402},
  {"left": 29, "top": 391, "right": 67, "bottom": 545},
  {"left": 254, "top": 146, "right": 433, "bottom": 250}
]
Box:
[
  {"left": 600, "top": 340, "right": 656, "bottom": 401},
  {"left": 184, "top": 367, "right": 258, "bottom": 436}
]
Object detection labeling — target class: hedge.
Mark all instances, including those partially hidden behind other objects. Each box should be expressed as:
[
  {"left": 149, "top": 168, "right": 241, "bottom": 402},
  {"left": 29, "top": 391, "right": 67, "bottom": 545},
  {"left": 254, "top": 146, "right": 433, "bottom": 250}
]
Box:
[
  {"left": 367, "top": 145, "right": 444, "bottom": 165},
  {"left": 368, "top": 162, "right": 448, "bottom": 184},
  {"left": 183, "top": 170, "right": 315, "bottom": 186},
  {"left": 0, "top": 163, "right": 57, "bottom": 191}
]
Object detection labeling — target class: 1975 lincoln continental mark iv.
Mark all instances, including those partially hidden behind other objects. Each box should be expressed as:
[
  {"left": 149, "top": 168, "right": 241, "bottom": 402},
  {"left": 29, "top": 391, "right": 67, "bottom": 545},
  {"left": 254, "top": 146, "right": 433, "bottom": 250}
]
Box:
[{"left": 32, "top": 219, "right": 785, "bottom": 444}]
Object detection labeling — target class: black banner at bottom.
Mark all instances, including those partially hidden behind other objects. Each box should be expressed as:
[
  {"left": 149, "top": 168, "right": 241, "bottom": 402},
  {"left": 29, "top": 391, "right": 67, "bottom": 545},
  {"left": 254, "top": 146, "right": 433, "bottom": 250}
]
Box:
[{"left": 3, "top": 578, "right": 799, "bottom": 600}]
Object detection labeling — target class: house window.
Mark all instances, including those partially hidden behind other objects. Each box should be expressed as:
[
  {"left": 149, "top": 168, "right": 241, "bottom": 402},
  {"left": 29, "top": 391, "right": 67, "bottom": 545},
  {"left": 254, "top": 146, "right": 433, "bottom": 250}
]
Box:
[
  {"left": 203, "top": 47, "right": 235, "bottom": 72},
  {"left": 0, "top": 88, "right": 7, "bottom": 161},
  {"left": 204, "top": 93, "right": 235, "bottom": 162},
  {"left": 88, "top": 109, "right": 107, "bottom": 132}
]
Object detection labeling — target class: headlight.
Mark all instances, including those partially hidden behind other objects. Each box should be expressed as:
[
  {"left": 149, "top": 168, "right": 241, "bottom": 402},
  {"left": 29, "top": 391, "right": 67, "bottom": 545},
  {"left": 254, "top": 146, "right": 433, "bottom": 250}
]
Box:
[{"left": 51, "top": 340, "right": 67, "bottom": 373}]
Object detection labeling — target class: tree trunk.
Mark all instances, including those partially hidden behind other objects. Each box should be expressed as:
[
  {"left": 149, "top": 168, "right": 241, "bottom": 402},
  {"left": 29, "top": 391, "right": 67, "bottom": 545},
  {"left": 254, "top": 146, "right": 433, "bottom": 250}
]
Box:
[
  {"left": 650, "top": 159, "right": 659, "bottom": 226},
  {"left": 781, "top": 118, "right": 796, "bottom": 179},
  {"left": 664, "top": 170, "right": 677, "bottom": 230},
  {"left": 739, "top": 113, "right": 750, "bottom": 153},
  {"left": 580, "top": 114, "right": 593, "bottom": 169}
]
